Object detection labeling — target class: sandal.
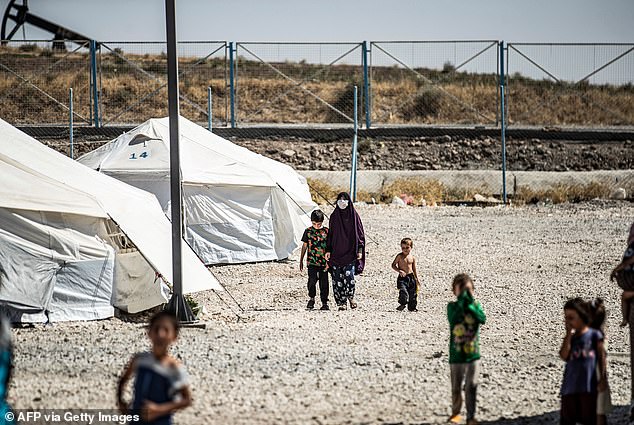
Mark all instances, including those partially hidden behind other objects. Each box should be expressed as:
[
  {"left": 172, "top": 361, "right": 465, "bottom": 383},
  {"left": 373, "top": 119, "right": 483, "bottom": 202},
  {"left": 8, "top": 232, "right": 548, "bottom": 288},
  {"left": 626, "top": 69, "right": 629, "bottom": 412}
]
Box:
[{"left": 349, "top": 299, "right": 357, "bottom": 309}]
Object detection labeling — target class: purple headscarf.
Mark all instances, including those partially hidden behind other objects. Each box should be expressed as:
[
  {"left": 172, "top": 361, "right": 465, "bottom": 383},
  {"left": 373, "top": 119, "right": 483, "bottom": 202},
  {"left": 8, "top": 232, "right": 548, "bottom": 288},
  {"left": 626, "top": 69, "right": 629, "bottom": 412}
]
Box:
[{"left": 326, "top": 192, "right": 365, "bottom": 273}]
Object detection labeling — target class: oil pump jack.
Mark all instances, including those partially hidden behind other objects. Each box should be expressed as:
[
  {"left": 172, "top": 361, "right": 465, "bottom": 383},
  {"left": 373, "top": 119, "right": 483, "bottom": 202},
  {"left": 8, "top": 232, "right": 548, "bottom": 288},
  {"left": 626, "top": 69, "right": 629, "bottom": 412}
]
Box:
[{"left": 1, "top": 0, "right": 94, "bottom": 49}]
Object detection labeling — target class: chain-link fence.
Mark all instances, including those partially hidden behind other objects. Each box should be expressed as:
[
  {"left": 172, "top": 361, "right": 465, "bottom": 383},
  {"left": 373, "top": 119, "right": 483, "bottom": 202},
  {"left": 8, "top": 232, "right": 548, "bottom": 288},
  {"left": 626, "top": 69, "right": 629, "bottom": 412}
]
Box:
[
  {"left": 0, "top": 40, "right": 228, "bottom": 127},
  {"left": 369, "top": 40, "right": 500, "bottom": 127},
  {"left": 506, "top": 43, "right": 634, "bottom": 128},
  {"left": 234, "top": 42, "right": 364, "bottom": 126},
  {"left": 97, "top": 41, "right": 227, "bottom": 126},
  {"left": 503, "top": 43, "right": 634, "bottom": 202},
  {"left": 0, "top": 39, "right": 93, "bottom": 125},
  {"left": 1, "top": 39, "right": 632, "bottom": 204}
]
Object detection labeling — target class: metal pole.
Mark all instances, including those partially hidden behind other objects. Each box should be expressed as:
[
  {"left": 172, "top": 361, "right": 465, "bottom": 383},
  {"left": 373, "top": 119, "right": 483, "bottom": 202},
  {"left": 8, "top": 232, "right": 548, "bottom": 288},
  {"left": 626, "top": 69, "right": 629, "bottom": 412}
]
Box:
[
  {"left": 207, "top": 86, "right": 213, "bottom": 131},
  {"left": 164, "top": 0, "right": 195, "bottom": 322},
  {"left": 229, "top": 42, "right": 236, "bottom": 128},
  {"left": 165, "top": 0, "right": 183, "bottom": 300},
  {"left": 90, "top": 40, "right": 100, "bottom": 128},
  {"left": 350, "top": 86, "right": 358, "bottom": 201},
  {"left": 500, "top": 41, "right": 508, "bottom": 204},
  {"left": 362, "top": 41, "right": 371, "bottom": 129},
  {"left": 496, "top": 40, "right": 500, "bottom": 127},
  {"left": 69, "top": 88, "right": 73, "bottom": 159}
]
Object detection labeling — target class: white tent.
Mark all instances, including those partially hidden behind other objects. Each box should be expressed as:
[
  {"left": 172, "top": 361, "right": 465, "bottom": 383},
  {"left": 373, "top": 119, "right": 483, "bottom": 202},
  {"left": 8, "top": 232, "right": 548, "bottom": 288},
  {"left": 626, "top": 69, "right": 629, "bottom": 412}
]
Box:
[
  {"left": 78, "top": 116, "right": 315, "bottom": 265},
  {"left": 0, "top": 119, "right": 222, "bottom": 323}
]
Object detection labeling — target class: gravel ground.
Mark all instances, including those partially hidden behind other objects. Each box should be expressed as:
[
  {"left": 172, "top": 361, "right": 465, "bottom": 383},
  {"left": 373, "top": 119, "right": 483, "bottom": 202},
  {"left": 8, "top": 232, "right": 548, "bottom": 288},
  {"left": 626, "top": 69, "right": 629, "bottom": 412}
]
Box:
[
  {"left": 43, "top": 136, "right": 634, "bottom": 173},
  {"left": 9, "top": 201, "right": 634, "bottom": 424},
  {"left": 232, "top": 137, "right": 634, "bottom": 172}
]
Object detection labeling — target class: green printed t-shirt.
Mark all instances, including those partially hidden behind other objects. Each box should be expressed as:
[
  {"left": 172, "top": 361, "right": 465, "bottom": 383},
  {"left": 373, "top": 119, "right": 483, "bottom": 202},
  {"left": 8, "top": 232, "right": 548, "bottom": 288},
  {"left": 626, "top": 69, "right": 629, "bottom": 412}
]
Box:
[
  {"left": 447, "top": 291, "right": 486, "bottom": 364},
  {"left": 301, "top": 226, "right": 328, "bottom": 267}
]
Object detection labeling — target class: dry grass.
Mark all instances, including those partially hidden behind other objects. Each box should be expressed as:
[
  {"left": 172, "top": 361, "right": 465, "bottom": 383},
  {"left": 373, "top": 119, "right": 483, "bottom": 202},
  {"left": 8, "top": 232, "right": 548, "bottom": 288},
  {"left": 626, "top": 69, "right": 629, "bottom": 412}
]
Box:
[
  {"left": 305, "top": 178, "right": 380, "bottom": 205},
  {"left": 446, "top": 184, "right": 494, "bottom": 202},
  {"left": 514, "top": 181, "right": 613, "bottom": 204},
  {"left": 1, "top": 47, "right": 632, "bottom": 126},
  {"left": 306, "top": 178, "right": 345, "bottom": 204},
  {"left": 381, "top": 178, "right": 447, "bottom": 204},
  {"left": 307, "top": 178, "right": 620, "bottom": 205},
  {"left": 355, "top": 189, "right": 382, "bottom": 204}
]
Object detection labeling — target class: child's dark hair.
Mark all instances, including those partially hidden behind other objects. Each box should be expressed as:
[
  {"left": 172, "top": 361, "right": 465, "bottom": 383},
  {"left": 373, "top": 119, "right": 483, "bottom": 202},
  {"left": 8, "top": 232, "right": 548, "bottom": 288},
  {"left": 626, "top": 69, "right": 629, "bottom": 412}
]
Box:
[
  {"left": 587, "top": 298, "right": 606, "bottom": 330},
  {"left": 563, "top": 298, "right": 590, "bottom": 325},
  {"left": 401, "top": 238, "right": 413, "bottom": 247},
  {"left": 452, "top": 273, "right": 473, "bottom": 291},
  {"left": 310, "top": 209, "right": 325, "bottom": 223},
  {"left": 148, "top": 311, "right": 180, "bottom": 336}
]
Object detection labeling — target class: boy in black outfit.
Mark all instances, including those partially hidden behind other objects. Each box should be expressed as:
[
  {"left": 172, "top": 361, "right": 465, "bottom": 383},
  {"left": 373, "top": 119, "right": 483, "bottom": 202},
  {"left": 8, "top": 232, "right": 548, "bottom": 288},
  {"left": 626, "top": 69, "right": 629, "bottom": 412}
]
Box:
[{"left": 299, "top": 210, "right": 330, "bottom": 310}]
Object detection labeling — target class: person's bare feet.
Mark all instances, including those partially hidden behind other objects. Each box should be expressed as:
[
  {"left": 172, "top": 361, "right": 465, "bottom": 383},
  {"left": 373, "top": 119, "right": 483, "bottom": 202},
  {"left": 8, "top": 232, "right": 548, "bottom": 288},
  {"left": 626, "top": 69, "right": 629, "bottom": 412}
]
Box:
[{"left": 349, "top": 299, "right": 357, "bottom": 309}]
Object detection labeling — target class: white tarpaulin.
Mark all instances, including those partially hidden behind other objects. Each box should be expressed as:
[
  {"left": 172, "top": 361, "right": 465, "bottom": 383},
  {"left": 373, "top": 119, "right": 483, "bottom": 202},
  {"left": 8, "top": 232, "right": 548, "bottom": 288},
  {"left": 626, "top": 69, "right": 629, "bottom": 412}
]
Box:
[
  {"left": 79, "top": 116, "right": 316, "bottom": 264},
  {"left": 0, "top": 119, "right": 222, "bottom": 322}
]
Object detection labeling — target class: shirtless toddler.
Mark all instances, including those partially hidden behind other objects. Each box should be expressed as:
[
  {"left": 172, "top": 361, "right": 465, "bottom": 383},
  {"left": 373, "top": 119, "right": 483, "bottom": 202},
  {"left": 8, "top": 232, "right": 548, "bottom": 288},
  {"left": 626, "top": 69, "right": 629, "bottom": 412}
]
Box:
[{"left": 391, "top": 238, "right": 421, "bottom": 311}]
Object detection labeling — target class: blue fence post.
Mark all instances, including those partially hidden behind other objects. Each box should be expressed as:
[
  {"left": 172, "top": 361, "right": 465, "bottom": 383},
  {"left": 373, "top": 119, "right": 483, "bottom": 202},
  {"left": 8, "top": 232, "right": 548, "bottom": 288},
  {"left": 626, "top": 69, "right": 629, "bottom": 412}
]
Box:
[
  {"left": 207, "top": 86, "right": 213, "bottom": 131},
  {"left": 229, "top": 42, "right": 236, "bottom": 128},
  {"left": 350, "top": 86, "right": 359, "bottom": 201},
  {"left": 90, "top": 40, "right": 100, "bottom": 128},
  {"left": 500, "top": 41, "right": 508, "bottom": 204},
  {"left": 362, "top": 41, "right": 371, "bottom": 129},
  {"left": 69, "top": 88, "right": 74, "bottom": 159}
]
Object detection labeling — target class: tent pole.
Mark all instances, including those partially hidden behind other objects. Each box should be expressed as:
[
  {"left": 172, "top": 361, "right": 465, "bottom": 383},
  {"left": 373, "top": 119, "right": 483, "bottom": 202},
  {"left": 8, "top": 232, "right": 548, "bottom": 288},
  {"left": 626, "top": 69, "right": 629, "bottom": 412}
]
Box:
[
  {"left": 69, "top": 88, "right": 74, "bottom": 159},
  {"left": 208, "top": 86, "right": 213, "bottom": 132},
  {"left": 164, "top": 0, "right": 195, "bottom": 323}
]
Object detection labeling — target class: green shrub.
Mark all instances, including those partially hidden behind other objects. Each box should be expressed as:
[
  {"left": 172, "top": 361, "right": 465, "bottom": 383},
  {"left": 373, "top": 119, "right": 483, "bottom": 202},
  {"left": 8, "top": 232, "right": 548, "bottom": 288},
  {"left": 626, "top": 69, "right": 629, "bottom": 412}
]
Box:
[
  {"left": 326, "top": 80, "right": 365, "bottom": 123},
  {"left": 402, "top": 86, "right": 442, "bottom": 120}
]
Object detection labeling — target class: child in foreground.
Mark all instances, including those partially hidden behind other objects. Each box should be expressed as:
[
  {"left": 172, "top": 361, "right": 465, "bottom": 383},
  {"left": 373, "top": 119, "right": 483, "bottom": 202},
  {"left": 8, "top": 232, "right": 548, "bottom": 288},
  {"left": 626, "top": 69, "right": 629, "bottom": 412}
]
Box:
[
  {"left": 559, "top": 298, "right": 606, "bottom": 425},
  {"left": 447, "top": 274, "right": 486, "bottom": 425},
  {"left": 299, "top": 209, "right": 330, "bottom": 310},
  {"left": 117, "top": 311, "right": 191, "bottom": 425},
  {"left": 391, "top": 238, "right": 420, "bottom": 311}
]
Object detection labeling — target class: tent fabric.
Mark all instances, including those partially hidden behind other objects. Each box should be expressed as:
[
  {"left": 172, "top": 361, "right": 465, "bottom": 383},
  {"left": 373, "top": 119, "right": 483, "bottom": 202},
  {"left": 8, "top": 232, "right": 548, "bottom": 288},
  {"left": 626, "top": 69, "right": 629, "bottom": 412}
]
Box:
[
  {"left": 0, "top": 208, "right": 115, "bottom": 322},
  {"left": 78, "top": 116, "right": 316, "bottom": 265},
  {"left": 0, "top": 156, "right": 106, "bottom": 218},
  {"left": 0, "top": 119, "right": 222, "bottom": 322},
  {"left": 113, "top": 250, "right": 170, "bottom": 314}
]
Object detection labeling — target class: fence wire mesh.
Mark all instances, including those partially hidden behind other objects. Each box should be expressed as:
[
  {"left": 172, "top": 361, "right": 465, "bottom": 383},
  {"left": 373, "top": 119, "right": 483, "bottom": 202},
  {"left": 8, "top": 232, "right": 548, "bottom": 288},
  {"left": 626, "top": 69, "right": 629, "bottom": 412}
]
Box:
[
  {"left": 1, "top": 39, "right": 632, "bottom": 204},
  {"left": 504, "top": 43, "right": 634, "bottom": 202},
  {"left": 98, "top": 41, "right": 227, "bottom": 126},
  {"left": 506, "top": 43, "right": 634, "bottom": 129},
  {"left": 0, "top": 40, "right": 92, "bottom": 125},
  {"left": 369, "top": 41, "right": 500, "bottom": 127},
  {"left": 234, "top": 42, "right": 364, "bottom": 125}
]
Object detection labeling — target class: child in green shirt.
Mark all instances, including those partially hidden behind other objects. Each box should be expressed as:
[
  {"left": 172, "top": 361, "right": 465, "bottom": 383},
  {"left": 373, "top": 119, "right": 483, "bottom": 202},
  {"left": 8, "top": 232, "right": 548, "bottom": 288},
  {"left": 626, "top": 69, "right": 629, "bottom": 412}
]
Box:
[
  {"left": 447, "top": 273, "right": 486, "bottom": 425},
  {"left": 299, "top": 210, "right": 330, "bottom": 310}
]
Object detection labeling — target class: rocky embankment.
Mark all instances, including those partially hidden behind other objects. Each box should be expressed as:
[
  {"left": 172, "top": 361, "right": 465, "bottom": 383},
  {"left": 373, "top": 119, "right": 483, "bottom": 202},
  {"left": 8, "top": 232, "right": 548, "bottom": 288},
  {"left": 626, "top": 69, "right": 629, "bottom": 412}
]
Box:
[{"left": 233, "top": 136, "right": 633, "bottom": 171}]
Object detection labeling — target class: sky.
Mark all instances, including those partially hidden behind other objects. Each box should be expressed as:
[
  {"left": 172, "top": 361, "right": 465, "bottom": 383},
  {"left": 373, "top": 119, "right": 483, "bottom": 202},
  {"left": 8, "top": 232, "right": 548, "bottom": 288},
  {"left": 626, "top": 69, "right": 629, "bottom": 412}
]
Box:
[{"left": 1, "top": 0, "right": 633, "bottom": 43}]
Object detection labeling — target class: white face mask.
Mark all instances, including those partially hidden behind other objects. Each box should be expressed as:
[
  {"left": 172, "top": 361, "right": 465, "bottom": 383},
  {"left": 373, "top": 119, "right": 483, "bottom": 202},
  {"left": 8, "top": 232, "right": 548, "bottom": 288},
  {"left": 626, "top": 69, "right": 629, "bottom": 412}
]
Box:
[{"left": 337, "top": 199, "right": 349, "bottom": 210}]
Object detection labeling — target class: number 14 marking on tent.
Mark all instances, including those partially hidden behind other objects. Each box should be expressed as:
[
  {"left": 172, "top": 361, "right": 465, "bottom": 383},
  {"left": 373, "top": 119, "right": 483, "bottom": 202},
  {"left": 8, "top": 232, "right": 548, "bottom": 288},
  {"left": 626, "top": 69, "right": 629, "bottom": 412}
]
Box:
[{"left": 129, "top": 152, "right": 149, "bottom": 160}]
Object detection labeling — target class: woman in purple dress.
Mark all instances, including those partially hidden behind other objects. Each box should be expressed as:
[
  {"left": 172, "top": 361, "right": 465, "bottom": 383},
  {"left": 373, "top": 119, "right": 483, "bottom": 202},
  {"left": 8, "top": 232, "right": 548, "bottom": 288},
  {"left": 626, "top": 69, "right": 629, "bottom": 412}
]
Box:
[{"left": 325, "top": 192, "right": 365, "bottom": 311}]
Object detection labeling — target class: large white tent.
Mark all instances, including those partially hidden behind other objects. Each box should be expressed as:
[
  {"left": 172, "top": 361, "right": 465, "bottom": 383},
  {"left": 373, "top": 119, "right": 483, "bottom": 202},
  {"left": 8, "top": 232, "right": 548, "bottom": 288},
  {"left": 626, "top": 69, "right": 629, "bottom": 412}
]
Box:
[
  {"left": 78, "top": 116, "right": 315, "bottom": 265},
  {"left": 0, "top": 119, "right": 222, "bottom": 323}
]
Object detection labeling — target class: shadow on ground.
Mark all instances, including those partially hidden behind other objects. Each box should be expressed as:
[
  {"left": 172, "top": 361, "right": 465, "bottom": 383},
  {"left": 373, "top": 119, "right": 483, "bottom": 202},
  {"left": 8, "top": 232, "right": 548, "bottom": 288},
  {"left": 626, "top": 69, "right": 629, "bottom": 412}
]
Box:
[{"left": 476, "top": 405, "right": 631, "bottom": 425}]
